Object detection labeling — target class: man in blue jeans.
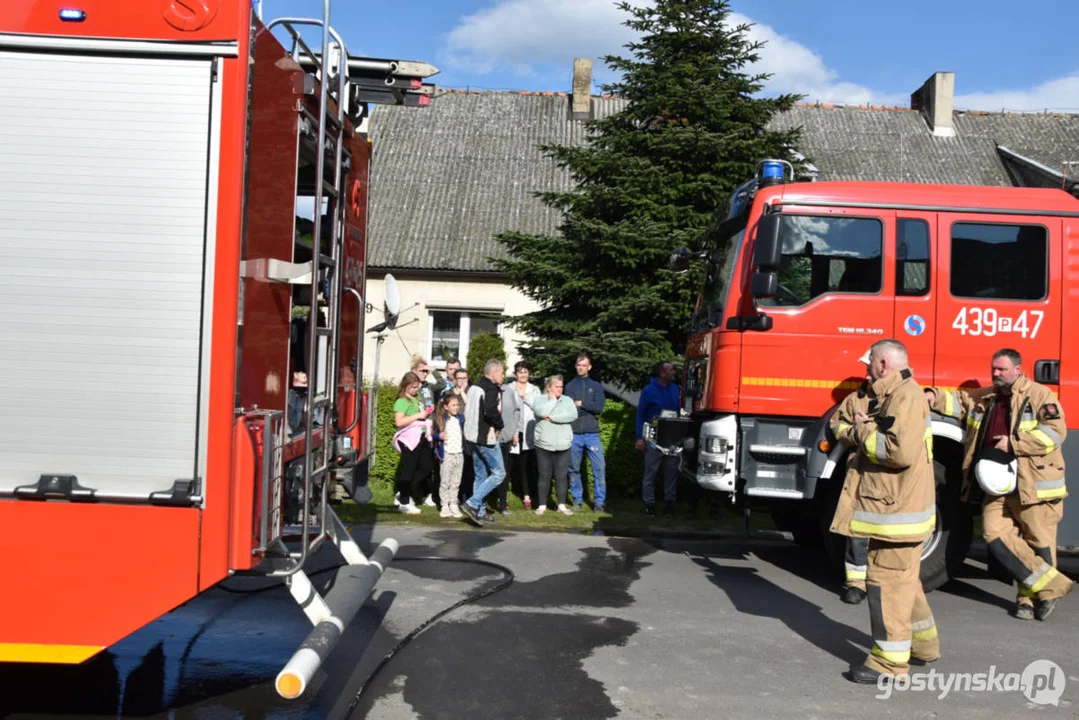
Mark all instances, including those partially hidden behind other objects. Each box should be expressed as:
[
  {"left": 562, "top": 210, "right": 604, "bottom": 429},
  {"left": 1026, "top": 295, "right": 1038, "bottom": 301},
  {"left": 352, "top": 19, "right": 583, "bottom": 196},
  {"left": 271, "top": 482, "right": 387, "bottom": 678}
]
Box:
[
  {"left": 566, "top": 353, "right": 607, "bottom": 512},
  {"left": 461, "top": 359, "right": 507, "bottom": 527}
]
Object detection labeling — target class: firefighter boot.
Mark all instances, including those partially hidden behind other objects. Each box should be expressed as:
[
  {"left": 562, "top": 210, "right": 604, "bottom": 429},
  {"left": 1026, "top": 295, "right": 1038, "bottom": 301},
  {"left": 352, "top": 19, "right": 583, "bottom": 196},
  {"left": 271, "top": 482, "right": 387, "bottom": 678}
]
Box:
[
  {"left": 984, "top": 495, "right": 1073, "bottom": 618},
  {"left": 857, "top": 541, "right": 923, "bottom": 679},
  {"left": 842, "top": 537, "right": 869, "bottom": 605}
]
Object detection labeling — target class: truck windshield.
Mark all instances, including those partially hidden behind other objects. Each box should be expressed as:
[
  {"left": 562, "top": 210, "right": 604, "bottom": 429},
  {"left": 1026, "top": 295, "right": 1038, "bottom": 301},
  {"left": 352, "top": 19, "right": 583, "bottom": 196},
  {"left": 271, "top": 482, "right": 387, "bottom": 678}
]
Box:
[
  {"left": 694, "top": 213, "right": 746, "bottom": 330},
  {"left": 760, "top": 214, "right": 883, "bottom": 307}
]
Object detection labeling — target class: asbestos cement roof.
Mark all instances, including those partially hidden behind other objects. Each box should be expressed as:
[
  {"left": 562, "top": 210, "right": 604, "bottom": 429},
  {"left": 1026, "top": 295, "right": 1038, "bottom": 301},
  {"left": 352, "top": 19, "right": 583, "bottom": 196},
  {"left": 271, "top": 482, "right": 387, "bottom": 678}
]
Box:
[{"left": 366, "top": 91, "right": 1079, "bottom": 273}]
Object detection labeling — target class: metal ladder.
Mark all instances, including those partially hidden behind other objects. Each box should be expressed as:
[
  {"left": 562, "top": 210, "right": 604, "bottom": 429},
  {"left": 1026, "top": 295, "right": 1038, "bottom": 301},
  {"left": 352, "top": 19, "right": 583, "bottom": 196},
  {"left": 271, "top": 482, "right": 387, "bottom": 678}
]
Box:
[
  {"left": 265, "top": 6, "right": 352, "bottom": 577},
  {"left": 260, "top": 3, "right": 402, "bottom": 701}
]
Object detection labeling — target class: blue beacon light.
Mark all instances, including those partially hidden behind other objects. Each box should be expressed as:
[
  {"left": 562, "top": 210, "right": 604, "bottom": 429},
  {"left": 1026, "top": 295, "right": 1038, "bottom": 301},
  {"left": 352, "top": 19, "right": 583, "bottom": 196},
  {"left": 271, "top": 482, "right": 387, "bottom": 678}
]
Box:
[
  {"left": 760, "top": 161, "right": 785, "bottom": 182},
  {"left": 59, "top": 9, "right": 87, "bottom": 22}
]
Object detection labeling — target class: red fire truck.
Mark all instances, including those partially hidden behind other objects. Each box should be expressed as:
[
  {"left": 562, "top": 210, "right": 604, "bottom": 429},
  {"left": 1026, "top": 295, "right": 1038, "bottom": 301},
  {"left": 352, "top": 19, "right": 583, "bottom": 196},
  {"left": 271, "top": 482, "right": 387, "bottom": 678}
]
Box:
[
  {"left": 0, "top": 0, "right": 434, "bottom": 699},
  {"left": 660, "top": 159, "right": 1079, "bottom": 591}
]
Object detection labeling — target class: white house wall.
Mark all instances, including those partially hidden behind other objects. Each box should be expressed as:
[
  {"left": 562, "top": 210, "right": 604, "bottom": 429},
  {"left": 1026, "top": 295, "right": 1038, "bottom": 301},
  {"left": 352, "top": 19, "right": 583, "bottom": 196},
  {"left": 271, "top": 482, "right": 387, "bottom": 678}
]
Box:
[{"left": 362, "top": 274, "right": 542, "bottom": 384}]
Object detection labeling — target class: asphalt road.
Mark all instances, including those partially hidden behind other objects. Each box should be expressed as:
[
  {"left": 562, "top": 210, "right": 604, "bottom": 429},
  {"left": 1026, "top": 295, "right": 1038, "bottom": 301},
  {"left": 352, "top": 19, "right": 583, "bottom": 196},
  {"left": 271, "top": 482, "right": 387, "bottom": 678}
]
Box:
[{"left": 2, "top": 525, "right": 1078, "bottom": 720}]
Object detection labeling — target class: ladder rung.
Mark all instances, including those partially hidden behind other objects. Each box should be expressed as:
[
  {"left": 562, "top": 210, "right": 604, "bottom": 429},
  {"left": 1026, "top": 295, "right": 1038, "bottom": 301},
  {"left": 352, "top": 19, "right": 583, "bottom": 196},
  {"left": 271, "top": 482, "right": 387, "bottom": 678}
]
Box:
[
  {"left": 316, "top": 327, "right": 333, "bottom": 337},
  {"left": 311, "top": 395, "right": 332, "bottom": 409},
  {"left": 318, "top": 254, "right": 336, "bottom": 269},
  {"left": 322, "top": 180, "right": 339, "bottom": 197}
]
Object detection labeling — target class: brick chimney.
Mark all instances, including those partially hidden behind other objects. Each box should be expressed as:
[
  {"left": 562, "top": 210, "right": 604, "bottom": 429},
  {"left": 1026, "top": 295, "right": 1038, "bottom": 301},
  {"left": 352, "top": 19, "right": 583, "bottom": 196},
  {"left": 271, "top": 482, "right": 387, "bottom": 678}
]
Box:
[
  {"left": 571, "top": 58, "right": 593, "bottom": 120},
  {"left": 910, "top": 72, "right": 955, "bottom": 137}
]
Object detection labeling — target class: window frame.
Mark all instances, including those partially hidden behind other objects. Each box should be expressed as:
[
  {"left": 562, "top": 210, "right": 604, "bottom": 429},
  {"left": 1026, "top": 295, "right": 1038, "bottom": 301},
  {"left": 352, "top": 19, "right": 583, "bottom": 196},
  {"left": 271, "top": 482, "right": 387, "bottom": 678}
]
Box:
[
  {"left": 426, "top": 308, "right": 505, "bottom": 369},
  {"left": 947, "top": 219, "right": 1050, "bottom": 303},
  {"left": 763, "top": 212, "right": 886, "bottom": 309},
  {"left": 895, "top": 217, "right": 932, "bottom": 297}
]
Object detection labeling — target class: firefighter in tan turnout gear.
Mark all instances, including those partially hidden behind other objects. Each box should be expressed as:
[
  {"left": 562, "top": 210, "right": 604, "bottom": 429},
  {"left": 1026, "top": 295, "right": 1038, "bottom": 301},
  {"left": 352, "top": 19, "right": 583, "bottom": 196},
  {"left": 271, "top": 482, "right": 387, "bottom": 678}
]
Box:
[
  {"left": 829, "top": 349, "right": 873, "bottom": 605},
  {"left": 925, "top": 348, "right": 1074, "bottom": 621},
  {"left": 836, "top": 339, "right": 940, "bottom": 685}
]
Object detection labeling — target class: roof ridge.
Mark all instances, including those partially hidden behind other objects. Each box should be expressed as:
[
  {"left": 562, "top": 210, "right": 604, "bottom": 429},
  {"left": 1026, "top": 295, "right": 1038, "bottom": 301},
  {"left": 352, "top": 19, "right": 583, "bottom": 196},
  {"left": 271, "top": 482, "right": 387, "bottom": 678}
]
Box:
[
  {"left": 792, "top": 101, "right": 1079, "bottom": 118},
  {"left": 439, "top": 87, "right": 627, "bottom": 99}
]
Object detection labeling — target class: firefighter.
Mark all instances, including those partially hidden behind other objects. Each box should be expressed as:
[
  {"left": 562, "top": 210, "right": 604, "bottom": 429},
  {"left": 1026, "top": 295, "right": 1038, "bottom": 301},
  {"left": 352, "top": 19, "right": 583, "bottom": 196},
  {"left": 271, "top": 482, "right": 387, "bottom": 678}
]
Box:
[
  {"left": 828, "top": 349, "right": 873, "bottom": 605},
  {"left": 925, "top": 348, "right": 1073, "bottom": 621},
  {"left": 838, "top": 339, "right": 940, "bottom": 685}
]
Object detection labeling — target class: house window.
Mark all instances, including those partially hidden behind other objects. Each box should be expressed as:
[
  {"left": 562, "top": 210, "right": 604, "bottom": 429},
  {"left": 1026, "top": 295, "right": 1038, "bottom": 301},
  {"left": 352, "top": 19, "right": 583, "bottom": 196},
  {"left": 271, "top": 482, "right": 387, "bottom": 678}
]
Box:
[
  {"left": 950, "top": 222, "right": 1048, "bottom": 300},
  {"left": 427, "top": 310, "right": 502, "bottom": 366}
]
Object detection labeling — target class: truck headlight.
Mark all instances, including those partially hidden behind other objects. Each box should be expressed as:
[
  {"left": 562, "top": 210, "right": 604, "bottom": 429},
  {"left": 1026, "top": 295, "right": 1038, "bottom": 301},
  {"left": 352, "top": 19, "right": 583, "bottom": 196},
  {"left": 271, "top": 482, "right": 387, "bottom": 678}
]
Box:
[
  {"left": 704, "top": 437, "right": 729, "bottom": 454},
  {"left": 697, "top": 415, "right": 737, "bottom": 492}
]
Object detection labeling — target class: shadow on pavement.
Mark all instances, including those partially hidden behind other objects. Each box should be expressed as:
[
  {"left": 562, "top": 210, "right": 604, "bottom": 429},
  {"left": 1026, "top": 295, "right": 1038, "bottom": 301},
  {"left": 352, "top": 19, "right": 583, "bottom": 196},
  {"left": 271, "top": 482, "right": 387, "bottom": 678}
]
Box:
[
  {"left": 349, "top": 534, "right": 658, "bottom": 719},
  {"left": 688, "top": 546, "right": 873, "bottom": 667}
]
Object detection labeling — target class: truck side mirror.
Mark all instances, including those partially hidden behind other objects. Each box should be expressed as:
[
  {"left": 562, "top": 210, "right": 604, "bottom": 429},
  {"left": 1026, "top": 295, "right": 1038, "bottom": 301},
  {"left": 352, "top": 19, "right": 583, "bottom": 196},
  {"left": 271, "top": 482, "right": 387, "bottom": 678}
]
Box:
[
  {"left": 750, "top": 271, "right": 778, "bottom": 299},
  {"left": 670, "top": 245, "right": 709, "bottom": 273},
  {"left": 753, "top": 214, "right": 782, "bottom": 268},
  {"left": 670, "top": 246, "right": 691, "bottom": 273}
]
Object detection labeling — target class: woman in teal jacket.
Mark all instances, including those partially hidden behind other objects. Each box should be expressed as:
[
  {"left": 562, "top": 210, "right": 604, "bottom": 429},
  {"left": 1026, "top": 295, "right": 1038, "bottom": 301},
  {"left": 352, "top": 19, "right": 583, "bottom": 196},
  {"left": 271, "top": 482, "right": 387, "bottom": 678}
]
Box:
[{"left": 527, "top": 374, "right": 579, "bottom": 515}]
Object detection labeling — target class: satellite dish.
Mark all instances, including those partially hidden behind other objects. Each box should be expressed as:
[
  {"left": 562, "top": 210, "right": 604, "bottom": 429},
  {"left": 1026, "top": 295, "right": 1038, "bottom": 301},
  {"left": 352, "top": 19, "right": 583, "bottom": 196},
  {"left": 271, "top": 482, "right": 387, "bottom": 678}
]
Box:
[
  {"left": 369, "top": 273, "right": 406, "bottom": 335},
  {"left": 384, "top": 274, "right": 401, "bottom": 330}
]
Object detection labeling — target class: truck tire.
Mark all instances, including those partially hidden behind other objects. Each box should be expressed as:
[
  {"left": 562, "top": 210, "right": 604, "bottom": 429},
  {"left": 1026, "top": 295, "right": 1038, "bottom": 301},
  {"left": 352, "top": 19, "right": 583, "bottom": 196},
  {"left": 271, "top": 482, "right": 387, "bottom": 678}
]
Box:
[
  {"left": 919, "top": 456, "right": 974, "bottom": 592},
  {"left": 817, "top": 452, "right": 973, "bottom": 593},
  {"left": 819, "top": 477, "right": 847, "bottom": 569},
  {"left": 772, "top": 507, "right": 824, "bottom": 548}
]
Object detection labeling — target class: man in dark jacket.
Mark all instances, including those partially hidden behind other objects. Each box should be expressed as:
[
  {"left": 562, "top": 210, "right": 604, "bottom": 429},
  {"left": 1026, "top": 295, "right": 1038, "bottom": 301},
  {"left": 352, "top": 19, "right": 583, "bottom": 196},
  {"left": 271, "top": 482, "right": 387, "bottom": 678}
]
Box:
[
  {"left": 566, "top": 354, "right": 608, "bottom": 512},
  {"left": 460, "top": 359, "right": 507, "bottom": 526},
  {"left": 636, "top": 360, "right": 682, "bottom": 515}
]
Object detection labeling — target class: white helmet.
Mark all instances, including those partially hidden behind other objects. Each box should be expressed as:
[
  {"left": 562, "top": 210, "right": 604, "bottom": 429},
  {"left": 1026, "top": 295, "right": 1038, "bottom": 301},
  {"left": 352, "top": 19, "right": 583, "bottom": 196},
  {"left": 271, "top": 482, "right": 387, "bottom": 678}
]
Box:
[{"left": 974, "top": 448, "right": 1018, "bottom": 496}]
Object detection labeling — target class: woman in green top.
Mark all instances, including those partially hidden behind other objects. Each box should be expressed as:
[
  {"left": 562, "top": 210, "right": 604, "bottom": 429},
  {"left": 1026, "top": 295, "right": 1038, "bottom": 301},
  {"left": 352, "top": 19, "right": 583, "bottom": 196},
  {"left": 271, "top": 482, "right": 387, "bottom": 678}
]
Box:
[
  {"left": 528, "top": 374, "right": 578, "bottom": 515},
  {"left": 393, "top": 371, "right": 433, "bottom": 513}
]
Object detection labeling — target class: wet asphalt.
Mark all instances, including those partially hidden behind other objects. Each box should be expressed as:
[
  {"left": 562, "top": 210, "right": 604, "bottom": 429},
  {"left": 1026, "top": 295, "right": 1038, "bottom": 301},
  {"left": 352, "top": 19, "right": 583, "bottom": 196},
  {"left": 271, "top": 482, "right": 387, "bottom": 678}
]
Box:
[{"left": 2, "top": 523, "right": 1078, "bottom": 720}]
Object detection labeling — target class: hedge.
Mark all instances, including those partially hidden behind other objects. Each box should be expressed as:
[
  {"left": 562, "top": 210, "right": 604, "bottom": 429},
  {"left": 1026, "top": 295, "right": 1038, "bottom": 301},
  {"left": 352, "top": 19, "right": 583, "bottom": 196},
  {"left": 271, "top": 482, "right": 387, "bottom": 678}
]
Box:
[
  {"left": 465, "top": 332, "right": 507, "bottom": 385},
  {"left": 366, "top": 383, "right": 645, "bottom": 500}
]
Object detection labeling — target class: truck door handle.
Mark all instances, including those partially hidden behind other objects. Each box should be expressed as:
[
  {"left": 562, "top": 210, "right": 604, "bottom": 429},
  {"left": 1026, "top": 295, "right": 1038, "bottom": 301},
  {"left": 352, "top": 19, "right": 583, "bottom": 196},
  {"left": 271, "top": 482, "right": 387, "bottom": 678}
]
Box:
[{"left": 1033, "top": 360, "right": 1060, "bottom": 385}]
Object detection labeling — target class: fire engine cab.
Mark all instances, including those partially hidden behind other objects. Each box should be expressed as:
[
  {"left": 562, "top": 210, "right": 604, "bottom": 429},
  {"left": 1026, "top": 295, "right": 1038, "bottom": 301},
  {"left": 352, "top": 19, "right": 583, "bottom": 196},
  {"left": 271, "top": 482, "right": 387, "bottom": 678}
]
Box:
[
  {"left": 659, "top": 159, "right": 1079, "bottom": 590},
  {"left": 0, "top": 0, "right": 435, "bottom": 699}
]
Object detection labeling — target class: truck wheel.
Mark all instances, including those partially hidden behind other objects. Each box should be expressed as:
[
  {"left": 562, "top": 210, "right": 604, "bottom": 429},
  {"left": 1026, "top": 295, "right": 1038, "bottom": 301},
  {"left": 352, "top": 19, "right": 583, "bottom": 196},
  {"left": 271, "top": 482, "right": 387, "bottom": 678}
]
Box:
[
  {"left": 818, "top": 477, "right": 847, "bottom": 569},
  {"left": 772, "top": 508, "right": 824, "bottom": 548},
  {"left": 919, "top": 457, "right": 974, "bottom": 592}
]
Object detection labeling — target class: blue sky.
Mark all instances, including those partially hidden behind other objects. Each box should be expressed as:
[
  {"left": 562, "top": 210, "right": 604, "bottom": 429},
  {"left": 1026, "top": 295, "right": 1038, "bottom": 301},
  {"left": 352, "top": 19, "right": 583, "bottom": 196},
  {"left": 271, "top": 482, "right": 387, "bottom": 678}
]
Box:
[{"left": 260, "top": 0, "right": 1079, "bottom": 112}]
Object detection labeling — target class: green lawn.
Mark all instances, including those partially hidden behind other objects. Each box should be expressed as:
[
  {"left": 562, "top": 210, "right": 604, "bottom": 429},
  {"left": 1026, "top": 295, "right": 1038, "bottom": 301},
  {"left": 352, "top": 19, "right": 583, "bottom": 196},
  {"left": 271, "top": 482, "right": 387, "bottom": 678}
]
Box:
[{"left": 335, "top": 480, "right": 779, "bottom": 537}]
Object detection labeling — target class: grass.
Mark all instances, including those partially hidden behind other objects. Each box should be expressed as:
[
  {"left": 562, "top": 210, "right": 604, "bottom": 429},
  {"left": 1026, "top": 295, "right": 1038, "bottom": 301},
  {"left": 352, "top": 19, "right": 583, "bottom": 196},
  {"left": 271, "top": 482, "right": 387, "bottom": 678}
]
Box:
[{"left": 335, "top": 480, "right": 780, "bottom": 537}]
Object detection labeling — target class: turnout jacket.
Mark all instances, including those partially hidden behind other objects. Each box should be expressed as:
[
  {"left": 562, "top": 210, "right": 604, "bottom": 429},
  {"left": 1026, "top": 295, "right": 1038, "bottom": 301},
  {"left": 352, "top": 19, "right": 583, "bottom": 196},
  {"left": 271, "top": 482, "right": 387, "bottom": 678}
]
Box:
[
  {"left": 828, "top": 380, "right": 873, "bottom": 539},
  {"left": 839, "top": 368, "right": 936, "bottom": 543},
  {"left": 929, "top": 375, "right": 1067, "bottom": 505}
]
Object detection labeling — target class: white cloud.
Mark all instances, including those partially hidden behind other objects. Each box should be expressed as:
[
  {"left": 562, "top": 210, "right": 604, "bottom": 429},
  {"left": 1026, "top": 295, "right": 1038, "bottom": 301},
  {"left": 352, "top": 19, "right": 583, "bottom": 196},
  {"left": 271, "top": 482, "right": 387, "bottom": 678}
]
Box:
[
  {"left": 443, "top": 0, "right": 883, "bottom": 103},
  {"left": 724, "top": 12, "right": 889, "bottom": 106},
  {"left": 443, "top": 0, "right": 1079, "bottom": 112},
  {"left": 954, "top": 72, "right": 1079, "bottom": 113}
]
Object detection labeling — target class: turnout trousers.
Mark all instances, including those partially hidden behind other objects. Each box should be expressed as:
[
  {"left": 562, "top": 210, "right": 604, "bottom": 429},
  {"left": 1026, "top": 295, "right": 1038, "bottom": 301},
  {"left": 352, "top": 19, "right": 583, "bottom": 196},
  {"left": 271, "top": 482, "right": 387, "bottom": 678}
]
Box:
[
  {"left": 863, "top": 540, "right": 940, "bottom": 675},
  {"left": 982, "top": 493, "right": 1073, "bottom": 606},
  {"left": 845, "top": 537, "right": 869, "bottom": 591}
]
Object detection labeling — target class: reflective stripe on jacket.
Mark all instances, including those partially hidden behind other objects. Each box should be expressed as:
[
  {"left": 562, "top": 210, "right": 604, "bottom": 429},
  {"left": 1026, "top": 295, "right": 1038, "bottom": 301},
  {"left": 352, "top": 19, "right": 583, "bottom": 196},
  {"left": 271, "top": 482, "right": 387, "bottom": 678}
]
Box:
[
  {"left": 930, "top": 375, "right": 1067, "bottom": 505},
  {"left": 844, "top": 368, "right": 936, "bottom": 543}
]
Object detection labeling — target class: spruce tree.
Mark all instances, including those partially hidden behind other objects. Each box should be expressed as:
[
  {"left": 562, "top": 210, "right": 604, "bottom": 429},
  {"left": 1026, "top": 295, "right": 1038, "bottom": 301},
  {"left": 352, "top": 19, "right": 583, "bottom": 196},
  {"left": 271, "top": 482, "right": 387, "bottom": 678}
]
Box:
[{"left": 493, "top": 0, "right": 805, "bottom": 388}]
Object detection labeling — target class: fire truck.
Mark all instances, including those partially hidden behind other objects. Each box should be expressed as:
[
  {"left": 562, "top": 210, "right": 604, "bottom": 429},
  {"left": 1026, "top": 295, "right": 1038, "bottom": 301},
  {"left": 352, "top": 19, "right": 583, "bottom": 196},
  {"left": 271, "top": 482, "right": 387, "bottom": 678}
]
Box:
[
  {"left": 0, "top": 0, "right": 434, "bottom": 699},
  {"left": 659, "top": 159, "right": 1079, "bottom": 591}
]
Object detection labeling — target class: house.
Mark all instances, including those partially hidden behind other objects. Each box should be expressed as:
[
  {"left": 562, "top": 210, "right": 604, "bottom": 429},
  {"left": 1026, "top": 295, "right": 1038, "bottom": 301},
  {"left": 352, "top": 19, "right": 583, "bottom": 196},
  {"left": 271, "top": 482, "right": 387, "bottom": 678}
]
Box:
[{"left": 359, "top": 64, "right": 1079, "bottom": 382}]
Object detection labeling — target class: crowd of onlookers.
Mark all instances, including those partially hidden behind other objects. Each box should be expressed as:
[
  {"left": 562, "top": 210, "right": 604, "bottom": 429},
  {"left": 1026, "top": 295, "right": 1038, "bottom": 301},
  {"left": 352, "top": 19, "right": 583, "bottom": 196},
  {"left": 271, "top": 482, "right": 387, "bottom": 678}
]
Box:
[{"left": 390, "top": 353, "right": 720, "bottom": 524}]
